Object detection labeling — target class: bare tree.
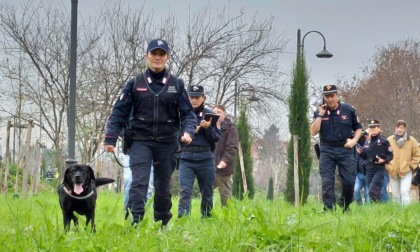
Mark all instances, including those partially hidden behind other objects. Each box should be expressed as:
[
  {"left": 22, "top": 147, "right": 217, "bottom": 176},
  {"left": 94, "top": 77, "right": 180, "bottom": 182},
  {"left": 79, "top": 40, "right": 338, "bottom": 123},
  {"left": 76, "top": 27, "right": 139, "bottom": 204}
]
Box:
[
  {"left": 76, "top": 2, "right": 154, "bottom": 163},
  {"left": 1, "top": 1, "right": 290, "bottom": 166},
  {"left": 163, "top": 5, "right": 289, "bottom": 117},
  {"left": 340, "top": 39, "right": 420, "bottom": 138},
  {"left": 0, "top": 1, "right": 101, "bottom": 167}
]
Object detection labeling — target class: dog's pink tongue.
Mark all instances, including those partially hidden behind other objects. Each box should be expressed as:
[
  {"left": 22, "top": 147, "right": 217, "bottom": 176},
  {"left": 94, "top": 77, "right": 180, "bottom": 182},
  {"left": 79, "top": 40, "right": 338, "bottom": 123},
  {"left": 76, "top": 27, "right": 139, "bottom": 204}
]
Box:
[{"left": 74, "top": 184, "right": 84, "bottom": 194}]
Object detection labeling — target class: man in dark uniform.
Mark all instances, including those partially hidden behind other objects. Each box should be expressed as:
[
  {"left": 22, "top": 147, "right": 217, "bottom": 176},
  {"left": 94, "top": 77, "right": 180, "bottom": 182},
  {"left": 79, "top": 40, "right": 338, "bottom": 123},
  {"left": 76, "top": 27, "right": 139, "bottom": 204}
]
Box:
[
  {"left": 178, "top": 85, "right": 220, "bottom": 218},
  {"left": 310, "top": 85, "right": 362, "bottom": 212},
  {"left": 103, "top": 39, "right": 197, "bottom": 226}
]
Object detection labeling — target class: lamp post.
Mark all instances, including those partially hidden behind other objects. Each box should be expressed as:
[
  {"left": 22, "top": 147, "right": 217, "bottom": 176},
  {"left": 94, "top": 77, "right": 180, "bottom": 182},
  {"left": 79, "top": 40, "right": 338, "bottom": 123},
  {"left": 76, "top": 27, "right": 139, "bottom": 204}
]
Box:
[
  {"left": 297, "top": 29, "right": 333, "bottom": 60},
  {"left": 233, "top": 82, "right": 259, "bottom": 121},
  {"left": 291, "top": 28, "right": 332, "bottom": 207},
  {"left": 66, "top": 0, "right": 78, "bottom": 168}
]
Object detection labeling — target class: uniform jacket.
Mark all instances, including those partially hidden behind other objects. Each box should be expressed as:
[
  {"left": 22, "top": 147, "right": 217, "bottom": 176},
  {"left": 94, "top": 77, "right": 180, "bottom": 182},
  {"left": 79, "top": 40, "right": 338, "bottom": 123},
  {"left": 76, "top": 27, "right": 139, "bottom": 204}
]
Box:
[
  {"left": 315, "top": 102, "right": 362, "bottom": 144},
  {"left": 180, "top": 107, "right": 221, "bottom": 161},
  {"left": 359, "top": 134, "right": 393, "bottom": 169},
  {"left": 214, "top": 118, "right": 239, "bottom": 176},
  {"left": 104, "top": 69, "right": 196, "bottom": 145},
  {"left": 386, "top": 133, "right": 420, "bottom": 179}
]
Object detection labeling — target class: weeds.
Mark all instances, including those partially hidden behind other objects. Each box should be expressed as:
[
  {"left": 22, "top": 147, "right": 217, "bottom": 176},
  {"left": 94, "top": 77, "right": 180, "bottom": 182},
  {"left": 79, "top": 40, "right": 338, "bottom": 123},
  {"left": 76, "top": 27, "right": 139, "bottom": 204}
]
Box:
[{"left": 0, "top": 191, "right": 419, "bottom": 251}]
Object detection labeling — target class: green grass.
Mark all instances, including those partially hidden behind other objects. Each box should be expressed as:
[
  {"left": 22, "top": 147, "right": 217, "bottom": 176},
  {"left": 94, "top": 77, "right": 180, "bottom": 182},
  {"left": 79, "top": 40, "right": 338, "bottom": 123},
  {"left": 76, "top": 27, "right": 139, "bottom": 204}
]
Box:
[{"left": 0, "top": 189, "right": 419, "bottom": 251}]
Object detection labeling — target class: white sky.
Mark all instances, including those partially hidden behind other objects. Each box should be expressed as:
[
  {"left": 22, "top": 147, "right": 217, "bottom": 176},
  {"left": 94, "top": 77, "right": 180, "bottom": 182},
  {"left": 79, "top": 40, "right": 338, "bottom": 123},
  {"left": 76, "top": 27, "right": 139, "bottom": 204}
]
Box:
[{"left": 81, "top": 0, "right": 420, "bottom": 89}]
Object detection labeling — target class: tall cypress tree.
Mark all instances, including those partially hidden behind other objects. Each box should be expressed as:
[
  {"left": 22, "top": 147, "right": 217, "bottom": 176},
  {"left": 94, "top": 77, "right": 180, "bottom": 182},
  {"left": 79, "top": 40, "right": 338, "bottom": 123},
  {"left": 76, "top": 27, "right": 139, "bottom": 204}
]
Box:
[
  {"left": 267, "top": 177, "right": 274, "bottom": 201},
  {"left": 232, "top": 110, "right": 255, "bottom": 200},
  {"left": 285, "top": 55, "right": 312, "bottom": 205}
]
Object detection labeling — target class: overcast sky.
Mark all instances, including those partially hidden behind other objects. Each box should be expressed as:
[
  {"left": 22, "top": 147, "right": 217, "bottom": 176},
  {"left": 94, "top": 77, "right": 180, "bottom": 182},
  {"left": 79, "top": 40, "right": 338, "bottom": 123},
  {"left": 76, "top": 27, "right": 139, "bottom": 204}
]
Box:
[{"left": 79, "top": 0, "right": 420, "bottom": 90}]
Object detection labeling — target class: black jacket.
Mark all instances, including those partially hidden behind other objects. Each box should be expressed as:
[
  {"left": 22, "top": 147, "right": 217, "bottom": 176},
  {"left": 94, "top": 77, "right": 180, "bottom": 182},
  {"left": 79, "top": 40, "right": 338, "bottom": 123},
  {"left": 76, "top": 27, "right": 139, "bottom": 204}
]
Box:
[
  {"left": 104, "top": 69, "right": 196, "bottom": 145},
  {"left": 359, "top": 134, "right": 393, "bottom": 169}
]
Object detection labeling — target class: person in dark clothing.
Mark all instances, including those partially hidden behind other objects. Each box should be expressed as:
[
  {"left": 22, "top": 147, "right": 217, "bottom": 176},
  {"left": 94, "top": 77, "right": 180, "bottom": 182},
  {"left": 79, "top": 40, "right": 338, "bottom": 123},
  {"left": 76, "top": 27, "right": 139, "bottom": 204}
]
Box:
[
  {"left": 356, "top": 120, "right": 393, "bottom": 202},
  {"left": 103, "top": 39, "right": 197, "bottom": 226},
  {"left": 213, "top": 105, "right": 239, "bottom": 207},
  {"left": 354, "top": 130, "right": 370, "bottom": 205},
  {"left": 178, "top": 85, "right": 221, "bottom": 218},
  {"left": 310, "top": 85, "right": 362, "bottom": 212}
]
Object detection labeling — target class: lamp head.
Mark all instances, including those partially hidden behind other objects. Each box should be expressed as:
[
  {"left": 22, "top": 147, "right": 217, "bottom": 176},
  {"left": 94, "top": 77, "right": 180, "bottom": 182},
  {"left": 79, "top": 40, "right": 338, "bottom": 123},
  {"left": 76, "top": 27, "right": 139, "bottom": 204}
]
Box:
[{"left": 316, "top": 48, "right": 333, "bottom": 58}]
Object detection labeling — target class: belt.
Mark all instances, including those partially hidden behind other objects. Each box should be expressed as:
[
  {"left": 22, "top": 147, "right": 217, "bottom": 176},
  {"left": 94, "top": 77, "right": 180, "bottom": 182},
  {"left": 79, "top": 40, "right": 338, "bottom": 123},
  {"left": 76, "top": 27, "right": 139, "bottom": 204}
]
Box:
[
  {"left": 182, "top": 146, "right": 211, "bottom": 152},
  {"left": 320, "top": 141, "right": 346, "bottom": 147}
]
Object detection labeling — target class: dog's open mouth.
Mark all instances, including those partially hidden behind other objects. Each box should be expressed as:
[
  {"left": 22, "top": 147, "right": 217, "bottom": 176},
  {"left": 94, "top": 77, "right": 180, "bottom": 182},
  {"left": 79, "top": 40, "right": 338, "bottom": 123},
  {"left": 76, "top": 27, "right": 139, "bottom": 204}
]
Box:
[{"left": 74, "top": 183, "right": 84, "bottom": 194}]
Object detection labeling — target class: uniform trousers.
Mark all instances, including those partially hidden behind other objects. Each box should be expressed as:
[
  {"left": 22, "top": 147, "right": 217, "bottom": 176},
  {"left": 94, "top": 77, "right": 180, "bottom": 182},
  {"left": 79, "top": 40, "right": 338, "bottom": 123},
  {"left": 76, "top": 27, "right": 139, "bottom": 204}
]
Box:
[
  {"left": 178, "top": 156, "right": 215, "bottom": 218},
  {"left": 365, "top": 166, "right": 385, "bottom": 202},
  {"left": 319, "top": 145, "right": 356, "bottom": 210},
  {"left": 128, "top": 140, "right": 177, "bottom": 225}
]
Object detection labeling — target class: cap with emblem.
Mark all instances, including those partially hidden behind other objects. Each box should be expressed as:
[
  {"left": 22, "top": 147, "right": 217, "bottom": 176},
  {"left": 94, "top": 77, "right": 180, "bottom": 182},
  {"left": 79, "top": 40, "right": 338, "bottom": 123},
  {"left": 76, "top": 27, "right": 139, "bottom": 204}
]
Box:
[
  {"left": 147, "top": 39, "right": 169, "bottom": 54},
  {"left": 322, "top": 85, "right": 338, "bottom": 95},
  {"left": 187, "top": 85, "right": 205, "bottom": 97},
  {"left": 368, "top": 120, "right": 380, "bottom": 127}
]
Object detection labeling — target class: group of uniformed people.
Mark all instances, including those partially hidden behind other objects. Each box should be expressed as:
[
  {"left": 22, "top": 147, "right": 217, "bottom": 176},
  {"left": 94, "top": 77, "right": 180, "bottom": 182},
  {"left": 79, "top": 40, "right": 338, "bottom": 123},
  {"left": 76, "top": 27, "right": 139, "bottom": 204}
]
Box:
[{"left": 311, "top": 84, "right": 420, "bottom": 211}]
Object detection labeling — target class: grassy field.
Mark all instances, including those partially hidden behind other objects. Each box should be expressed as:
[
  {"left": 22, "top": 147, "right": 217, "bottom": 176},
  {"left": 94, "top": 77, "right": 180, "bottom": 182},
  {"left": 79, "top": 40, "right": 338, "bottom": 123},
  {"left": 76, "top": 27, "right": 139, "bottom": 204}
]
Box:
[{"left": 0, "top": 187, "right": 419, "bottom": 251}]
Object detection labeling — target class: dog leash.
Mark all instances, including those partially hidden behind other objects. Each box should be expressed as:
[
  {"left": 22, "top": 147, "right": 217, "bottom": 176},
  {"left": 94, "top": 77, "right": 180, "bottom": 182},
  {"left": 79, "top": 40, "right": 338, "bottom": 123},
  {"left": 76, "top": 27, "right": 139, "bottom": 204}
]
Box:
[
  {"left": 88, "top": 149, "right": 127, "bottom": 168},
  {"left": 112, "top": 152, "right": 126, "bottom": 167},
  {"left": 87, "top": 150, "right": 106, "bottom": 166}
]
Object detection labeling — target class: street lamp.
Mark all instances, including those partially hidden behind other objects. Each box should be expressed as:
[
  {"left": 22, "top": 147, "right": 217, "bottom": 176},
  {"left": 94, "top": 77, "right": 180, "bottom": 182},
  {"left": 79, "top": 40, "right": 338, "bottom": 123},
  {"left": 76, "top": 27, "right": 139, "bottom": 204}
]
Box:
[
  {"left": 66, "top": 0, "right": 78, "bottom": 168},
  {"left": 291, "top": 29, "right": 332, "bottom": 207},
  {"left": 233, "top": 82, "right": 259, "bottom": 121},
  {"left": 297, "top": 29, "right": 333, "bottom": 59}
]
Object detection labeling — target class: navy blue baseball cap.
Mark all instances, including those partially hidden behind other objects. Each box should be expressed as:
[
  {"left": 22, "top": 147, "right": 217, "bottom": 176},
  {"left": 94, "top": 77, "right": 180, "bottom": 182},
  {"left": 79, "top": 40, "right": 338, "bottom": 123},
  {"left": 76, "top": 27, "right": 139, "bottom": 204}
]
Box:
[
  {"left": 322, "top": 85, "right": 338, "bottom": 95},
  {"left": 147, "top": 39, "right": 169, "bottom": 54},
  {"left": 187, "top": 85, "right": 205, "bottom": 97}
]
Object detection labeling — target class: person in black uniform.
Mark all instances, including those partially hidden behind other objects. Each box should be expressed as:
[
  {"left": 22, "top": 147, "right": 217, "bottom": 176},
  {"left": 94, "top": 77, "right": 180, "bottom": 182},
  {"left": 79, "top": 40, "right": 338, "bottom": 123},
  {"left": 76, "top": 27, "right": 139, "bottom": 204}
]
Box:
[
  {"left": 356, "top": 120, "right": 393, "bottom": 202},
  {"left": 310, "top": 85, "right": 362, "bottom": 212},
  {"left": 103, "top": 39, "right": 197, "bottom": 226},
  {"left": 178, "top": 85, "right": 221, "bottom": 218}
]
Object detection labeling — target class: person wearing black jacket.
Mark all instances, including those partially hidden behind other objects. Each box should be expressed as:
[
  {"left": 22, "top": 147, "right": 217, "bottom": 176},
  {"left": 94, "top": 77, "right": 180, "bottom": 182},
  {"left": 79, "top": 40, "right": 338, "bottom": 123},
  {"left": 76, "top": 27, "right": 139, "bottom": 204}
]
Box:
[
  {"left": 103, "top": 39, "right": 197, "bottom": 226},
  {"left": 353, "top": 130, "right": 370, "bottom": 205},
  {"left": 178, "top": 85, "right": 221, "bottom": 218},
  {"left": 357, "top": 120, "right": 393, "bottom": 202},
  {"left": 213, "top": 105, "right": 239, "bottom": 207}
]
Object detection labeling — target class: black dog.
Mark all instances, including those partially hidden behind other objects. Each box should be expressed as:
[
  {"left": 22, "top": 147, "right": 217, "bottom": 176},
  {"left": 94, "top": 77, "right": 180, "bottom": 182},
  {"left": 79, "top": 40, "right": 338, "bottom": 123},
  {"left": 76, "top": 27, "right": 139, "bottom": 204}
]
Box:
[{"left": 58, "top": 164, "right": 114, "bottom": 232}]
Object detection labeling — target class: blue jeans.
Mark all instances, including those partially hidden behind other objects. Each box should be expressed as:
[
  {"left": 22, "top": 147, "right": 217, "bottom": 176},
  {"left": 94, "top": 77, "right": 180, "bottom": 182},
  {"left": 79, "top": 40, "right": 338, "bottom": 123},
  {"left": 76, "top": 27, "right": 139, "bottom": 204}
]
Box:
[
  {"left": 354, "top": 172, "right": 369, "bottom": 205},
  {"left": 123, "top": 155, "right": 154, "bottom": 209},
  {"left": 381, "top": 170, "right": 389, "bottom": 202}
]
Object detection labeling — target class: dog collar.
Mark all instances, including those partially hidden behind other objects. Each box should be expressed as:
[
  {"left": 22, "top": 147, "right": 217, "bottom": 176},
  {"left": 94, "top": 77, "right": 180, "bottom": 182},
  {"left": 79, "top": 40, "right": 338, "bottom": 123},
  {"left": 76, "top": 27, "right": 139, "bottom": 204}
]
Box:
[{"left": 62, "top": 185, "right": 94, "bottom": 200}]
